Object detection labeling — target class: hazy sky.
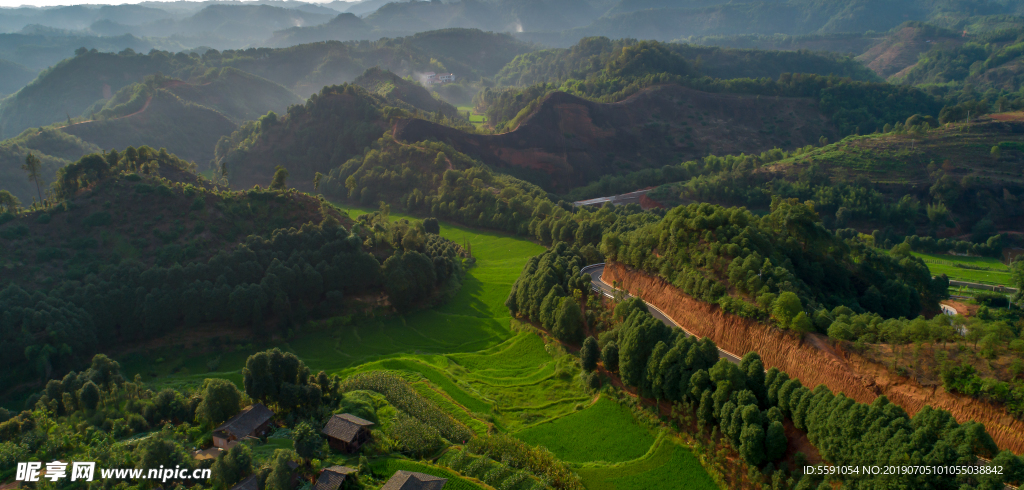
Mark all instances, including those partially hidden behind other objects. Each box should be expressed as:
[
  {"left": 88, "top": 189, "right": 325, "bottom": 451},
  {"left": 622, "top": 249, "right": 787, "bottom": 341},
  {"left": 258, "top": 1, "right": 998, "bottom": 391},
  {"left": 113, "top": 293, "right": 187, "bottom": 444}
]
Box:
[{"left": 0, "top": 0, "right": 351, "bottom": 7}]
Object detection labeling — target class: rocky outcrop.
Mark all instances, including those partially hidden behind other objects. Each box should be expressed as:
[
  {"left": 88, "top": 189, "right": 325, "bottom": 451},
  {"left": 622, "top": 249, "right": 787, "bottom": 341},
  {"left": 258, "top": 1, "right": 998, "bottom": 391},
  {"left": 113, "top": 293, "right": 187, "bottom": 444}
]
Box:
[{"left": 603, "top": 262, "right": 1024, "bottom": 454}]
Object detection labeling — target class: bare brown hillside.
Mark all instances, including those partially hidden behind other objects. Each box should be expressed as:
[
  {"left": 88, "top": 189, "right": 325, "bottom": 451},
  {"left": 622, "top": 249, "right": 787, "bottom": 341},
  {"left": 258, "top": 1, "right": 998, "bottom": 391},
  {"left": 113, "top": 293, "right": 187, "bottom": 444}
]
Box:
[
  {"left": 602, "top": 262, "right": 1024, "bottom": 454},
  {"left": 856, "top": 25, "right": 964, "bottom": 80},
  {"left": 394, "top": 85, "right": 838, "bottom": 192}
]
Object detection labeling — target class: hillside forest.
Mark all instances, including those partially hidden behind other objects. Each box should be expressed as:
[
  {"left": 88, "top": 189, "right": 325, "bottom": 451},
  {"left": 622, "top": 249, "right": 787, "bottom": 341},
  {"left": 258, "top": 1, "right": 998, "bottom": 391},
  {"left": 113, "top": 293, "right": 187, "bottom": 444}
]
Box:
[{"left": 4, "top": 1, "right": 1024, "bottom": 490}]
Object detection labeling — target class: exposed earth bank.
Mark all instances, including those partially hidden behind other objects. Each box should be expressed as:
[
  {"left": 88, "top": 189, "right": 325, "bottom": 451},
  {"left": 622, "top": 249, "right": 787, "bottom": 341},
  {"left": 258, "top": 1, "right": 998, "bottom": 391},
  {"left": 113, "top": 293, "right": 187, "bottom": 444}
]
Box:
[{"left": 602, "top": 262, "right": 1024, "bottom": 454}]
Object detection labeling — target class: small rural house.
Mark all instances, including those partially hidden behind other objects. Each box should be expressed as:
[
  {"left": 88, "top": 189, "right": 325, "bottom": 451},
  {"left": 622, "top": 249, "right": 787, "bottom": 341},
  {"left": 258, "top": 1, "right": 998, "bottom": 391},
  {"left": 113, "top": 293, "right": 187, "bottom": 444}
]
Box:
[
  {"left": 313, "top": 466, "right": 357, "bottom": 490},
  {"left": 321, "top": 413, "right": 374, "bottom": 452},
  {"left": 422, "top": 72, "right": 455, "bottom": 85},
  {"left": 213, "top": 403, "right": 274, "bottom": 449},
  {"left": 380, "top": 470, "right": 446, "bottom": 490}
]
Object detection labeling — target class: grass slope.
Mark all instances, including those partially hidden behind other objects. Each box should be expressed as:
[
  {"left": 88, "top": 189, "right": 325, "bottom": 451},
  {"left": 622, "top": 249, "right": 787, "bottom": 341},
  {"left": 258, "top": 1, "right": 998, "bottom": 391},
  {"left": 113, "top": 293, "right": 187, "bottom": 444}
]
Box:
[
  {"left": 113, "top": 206, "right": 713, "bottom": 483},
  {"left": 911, "top": 252, "right": 1014, "bottom": 285},
  {"left": 121, "top": 208, "right": 544, "bottom": 390},
  {"left": 515, "top": 396, "right": 656, "bottom": 464},
  {"left": 576, "top": 435, "right": 718, "bottom": 490}
]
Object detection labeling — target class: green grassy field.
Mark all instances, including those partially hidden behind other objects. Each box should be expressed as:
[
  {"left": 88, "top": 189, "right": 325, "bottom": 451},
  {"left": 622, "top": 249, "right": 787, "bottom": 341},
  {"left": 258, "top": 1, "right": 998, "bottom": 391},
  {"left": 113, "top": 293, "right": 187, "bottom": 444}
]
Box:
[
  {"left": 515, "top": 396, "right": 656, "bottom": 464},
  {"left": 576, "top": 435, "right": 717, "bottom": 490},
  {"left": 911, "top": 252, "right": 1014, "bottom": 285},
  {"left": 457, "top": 105, "right": 487, "bottom": 131},
  {"left": 116, "top": 205, "right": 716, "bottom": 487},
  {"left": 121, "top": 207, "right": 544, "bottom": 389}
]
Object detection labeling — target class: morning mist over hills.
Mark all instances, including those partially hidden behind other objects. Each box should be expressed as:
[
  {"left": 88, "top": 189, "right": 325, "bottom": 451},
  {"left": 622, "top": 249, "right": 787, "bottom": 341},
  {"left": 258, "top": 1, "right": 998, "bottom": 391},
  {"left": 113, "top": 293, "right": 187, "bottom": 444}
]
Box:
[{"left": 3, "top": 1, "right": 1024, "bottom": 490}]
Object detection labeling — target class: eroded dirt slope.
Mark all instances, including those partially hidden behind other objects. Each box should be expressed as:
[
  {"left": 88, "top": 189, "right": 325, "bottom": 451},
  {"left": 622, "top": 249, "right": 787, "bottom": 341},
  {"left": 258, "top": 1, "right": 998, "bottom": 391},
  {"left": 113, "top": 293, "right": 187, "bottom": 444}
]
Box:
[{"left": 603, "top": 262, "right": 1024, "bottom": 453}]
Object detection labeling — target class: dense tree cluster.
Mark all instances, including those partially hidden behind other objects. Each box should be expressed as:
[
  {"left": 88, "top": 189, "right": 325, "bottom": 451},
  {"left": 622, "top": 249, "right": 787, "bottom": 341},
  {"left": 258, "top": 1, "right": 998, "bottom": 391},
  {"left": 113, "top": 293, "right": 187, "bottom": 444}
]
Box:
[
  {"left": 53, "top": 145, "right": 196, "bottom": 200},
  {"left": 494, "top": 36, "right": 876, "bottom": 88},
  {"left": 215, "top": 84, "right": 389, "bottom": 186},
  {"left": 569, "top": 282, "right": 1019, "bottom": 487},
  {"left": 1, "top": 172, "right": 465, "bottom": 392},
  {"left": 505, "top": 243, "right": 593, "bottom": 343},
  {"left": 606, "top": 200, "right": 946, "bottom": 329},
  {"left": 522, "top": 237, "right": 1023, "bottom": 485},
  {"left": 478, "top": 36, "right": 942, "bottom": 135}
]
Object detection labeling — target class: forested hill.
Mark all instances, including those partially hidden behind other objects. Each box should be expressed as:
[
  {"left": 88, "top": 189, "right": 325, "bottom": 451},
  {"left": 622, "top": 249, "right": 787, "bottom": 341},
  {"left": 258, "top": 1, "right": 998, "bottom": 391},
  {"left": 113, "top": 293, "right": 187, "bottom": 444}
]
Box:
[
  {"left": 400, "top": 85, "right": 837, "bottom": 192},
  {"left": 568, "top": 115, "right": 1024, "bottom": 247},
  {"left": 0, "top": 147, "right": 466, "bottom": 393},
  {"left": 216, "top": 84, "right": 393, "bottom": 192},
  {"left": 0, "top": 69, "right": 300, "bottom": 204},
  {"left": 0, "top": 29, "right": 530, "bottom": 140},
  {"left": 477, "top": 37, "right": 941, "bottom": 137},
  {"left": 353, "top": 67, "right": 459, "bottom": 119},
  {"left": 494, "top": 36, "right": 880, "bottom": 88},
  {"left": 0, "top": 49, "right": 189, "bottom": 140},
  {"left": 0, "top": 58, "right": 36, "bottom": 98}
]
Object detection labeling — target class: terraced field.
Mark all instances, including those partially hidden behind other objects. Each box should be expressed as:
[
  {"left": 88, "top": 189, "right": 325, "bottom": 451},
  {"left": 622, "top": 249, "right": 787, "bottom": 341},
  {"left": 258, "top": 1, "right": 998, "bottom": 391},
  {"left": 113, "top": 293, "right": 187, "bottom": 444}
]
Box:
[
  {"left": 911, "top": 251, "right": 1014, "bottom": 285},
  {"left": 118, "top": 206, "right": 716, "bottom": 488},
  {"left": 577, "top": 435, "right": 717, "bottom": 490},
  {"left": 516, "top": 397, "right": 656, "bottom": 463}
]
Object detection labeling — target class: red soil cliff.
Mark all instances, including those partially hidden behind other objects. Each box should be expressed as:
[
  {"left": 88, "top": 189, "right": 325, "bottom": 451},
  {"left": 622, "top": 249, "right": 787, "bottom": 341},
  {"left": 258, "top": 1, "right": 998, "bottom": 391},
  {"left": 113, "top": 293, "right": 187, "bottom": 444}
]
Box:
[{"left": 603, "top": 262, "right": 1024, "bottom": 454}]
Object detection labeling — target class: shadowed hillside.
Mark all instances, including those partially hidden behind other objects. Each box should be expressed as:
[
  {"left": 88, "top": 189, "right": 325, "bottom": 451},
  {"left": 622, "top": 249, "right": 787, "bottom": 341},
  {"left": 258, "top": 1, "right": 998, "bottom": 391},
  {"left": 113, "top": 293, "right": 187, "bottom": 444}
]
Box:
[
  {"left": 354, "top": 67, "right": 459, "bottom": 118},
  {"left": 856, "top": 22, "right": 964, "bottom": 79},
  {"left": 396, "top": 85, "right": 838, "bottom": 192},
  {"left": 62, "top": 90, "right": 236, "bottom": 165},
  {"left": 0, "top": 50, "right": 192, "bottom": 139},
  {"left": 0, "top": 58, "right": 36, "bottom": 97}
]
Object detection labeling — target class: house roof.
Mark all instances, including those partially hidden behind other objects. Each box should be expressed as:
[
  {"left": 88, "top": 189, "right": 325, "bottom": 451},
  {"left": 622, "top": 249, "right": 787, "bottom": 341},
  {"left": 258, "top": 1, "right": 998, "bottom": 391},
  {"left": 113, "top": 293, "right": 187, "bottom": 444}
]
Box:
[
  {"left": 214, "top": 404, "right": 274, "bottom": 439},
  {"left": 321, "top": 413, "right": 374, "bottom": 443},
  {"left": 313, "top": 466, "right": 357, "bottom": 490},
  {"left": 230, "top": 475, "right": 258, "bottom": 490},
  {"left": 380, "top": 471, "right": 446, "bottom": 490}
]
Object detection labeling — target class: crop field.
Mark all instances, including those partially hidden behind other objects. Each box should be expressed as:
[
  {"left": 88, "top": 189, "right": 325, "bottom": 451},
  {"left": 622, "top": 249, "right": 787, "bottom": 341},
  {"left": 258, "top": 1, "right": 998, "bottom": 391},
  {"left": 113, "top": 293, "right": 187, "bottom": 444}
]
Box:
[
  {"left": 457, "top": 105, "right": 487, "bottom": 131},
  {"left": 911, "top": 252, "right": 1014, "bottom": 285},
  {"left": 515, "top": 397, "right": 656, "bottom": 463},
  {"left": 115, "top": 207, "right": 715, "bottom": 487},
  {"left": 576, "top": 435, "right": 717, "bottom": 490}
]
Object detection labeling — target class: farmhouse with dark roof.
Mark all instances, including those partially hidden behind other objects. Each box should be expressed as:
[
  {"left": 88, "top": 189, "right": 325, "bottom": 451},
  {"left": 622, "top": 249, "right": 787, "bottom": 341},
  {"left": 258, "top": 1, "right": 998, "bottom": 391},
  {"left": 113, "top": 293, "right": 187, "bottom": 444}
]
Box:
[
  {"left": 313, "top": 465, "right": 357, "bottom": 490},
  {"left": 213, "top": 403, "right": 274, "bottom": 449},
  {"left": 380, "top": 470, "right": 446, "bottom": 490},
  {"left": 321, "top": 413, "right": 374, "bottom": 452}
]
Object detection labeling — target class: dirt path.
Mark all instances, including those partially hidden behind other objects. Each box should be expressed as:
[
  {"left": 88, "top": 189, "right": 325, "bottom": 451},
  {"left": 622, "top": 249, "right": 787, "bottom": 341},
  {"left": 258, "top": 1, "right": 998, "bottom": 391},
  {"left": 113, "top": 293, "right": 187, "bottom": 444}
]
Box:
[{"left": 48, "top": 96, "right": 153, "bottom": 133}]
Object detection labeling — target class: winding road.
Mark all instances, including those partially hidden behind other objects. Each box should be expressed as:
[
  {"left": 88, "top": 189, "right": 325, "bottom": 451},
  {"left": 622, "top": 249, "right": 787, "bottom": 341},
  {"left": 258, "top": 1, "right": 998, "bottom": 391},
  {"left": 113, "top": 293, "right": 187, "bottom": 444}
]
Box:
[{"left": 582, "top": 263, "right": 741, "bottom": 365}]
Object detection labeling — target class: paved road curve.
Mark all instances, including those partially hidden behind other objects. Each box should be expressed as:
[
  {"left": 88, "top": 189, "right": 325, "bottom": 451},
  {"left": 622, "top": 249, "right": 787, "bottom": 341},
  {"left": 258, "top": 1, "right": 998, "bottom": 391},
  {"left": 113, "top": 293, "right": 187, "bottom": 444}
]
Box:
[{"left": 581, "top": 263, "right": 741, "bottom": 365}]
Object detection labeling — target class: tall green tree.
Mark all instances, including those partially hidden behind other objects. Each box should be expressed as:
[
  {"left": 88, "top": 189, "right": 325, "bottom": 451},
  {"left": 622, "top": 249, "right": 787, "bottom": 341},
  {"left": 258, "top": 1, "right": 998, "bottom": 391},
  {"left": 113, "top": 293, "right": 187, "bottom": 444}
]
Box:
[
  {"left": 78, "top": 381, "right": 100, "bottom": 411},
  {"left": 764, "top": 421, "right": 787, "bottom": 461},
  {"left": 293, "top": 421, "right": 324, "bottom": 460},
  {"left": 270, "top": 165, "right": 289, "bottom": 190},
  {"left": 0, "top": 190, "right": 20, "bottom": 212},
  {"left": 264, "top": 450, "right": 297, "bottom": 490},
  {"left": 211, "top": 444, "right": 253, "bottom": 490},
  {"left": 22, "top": 153, "right": 43, "bottom": 204},
  {"left": 771, "top": 292, "right": 803, "bottom": 329},
  {"left": 196, "top": 378, "right": 242, "bottom": 426},
  {"left": 553, "top": 297, "right": 583, "bottom": 343},
  {"left": 601, "top": 342, "right": 619, "bottom": 372},
  {"left": 580, "top": 336, "right": 599, "bottom": 371}
]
